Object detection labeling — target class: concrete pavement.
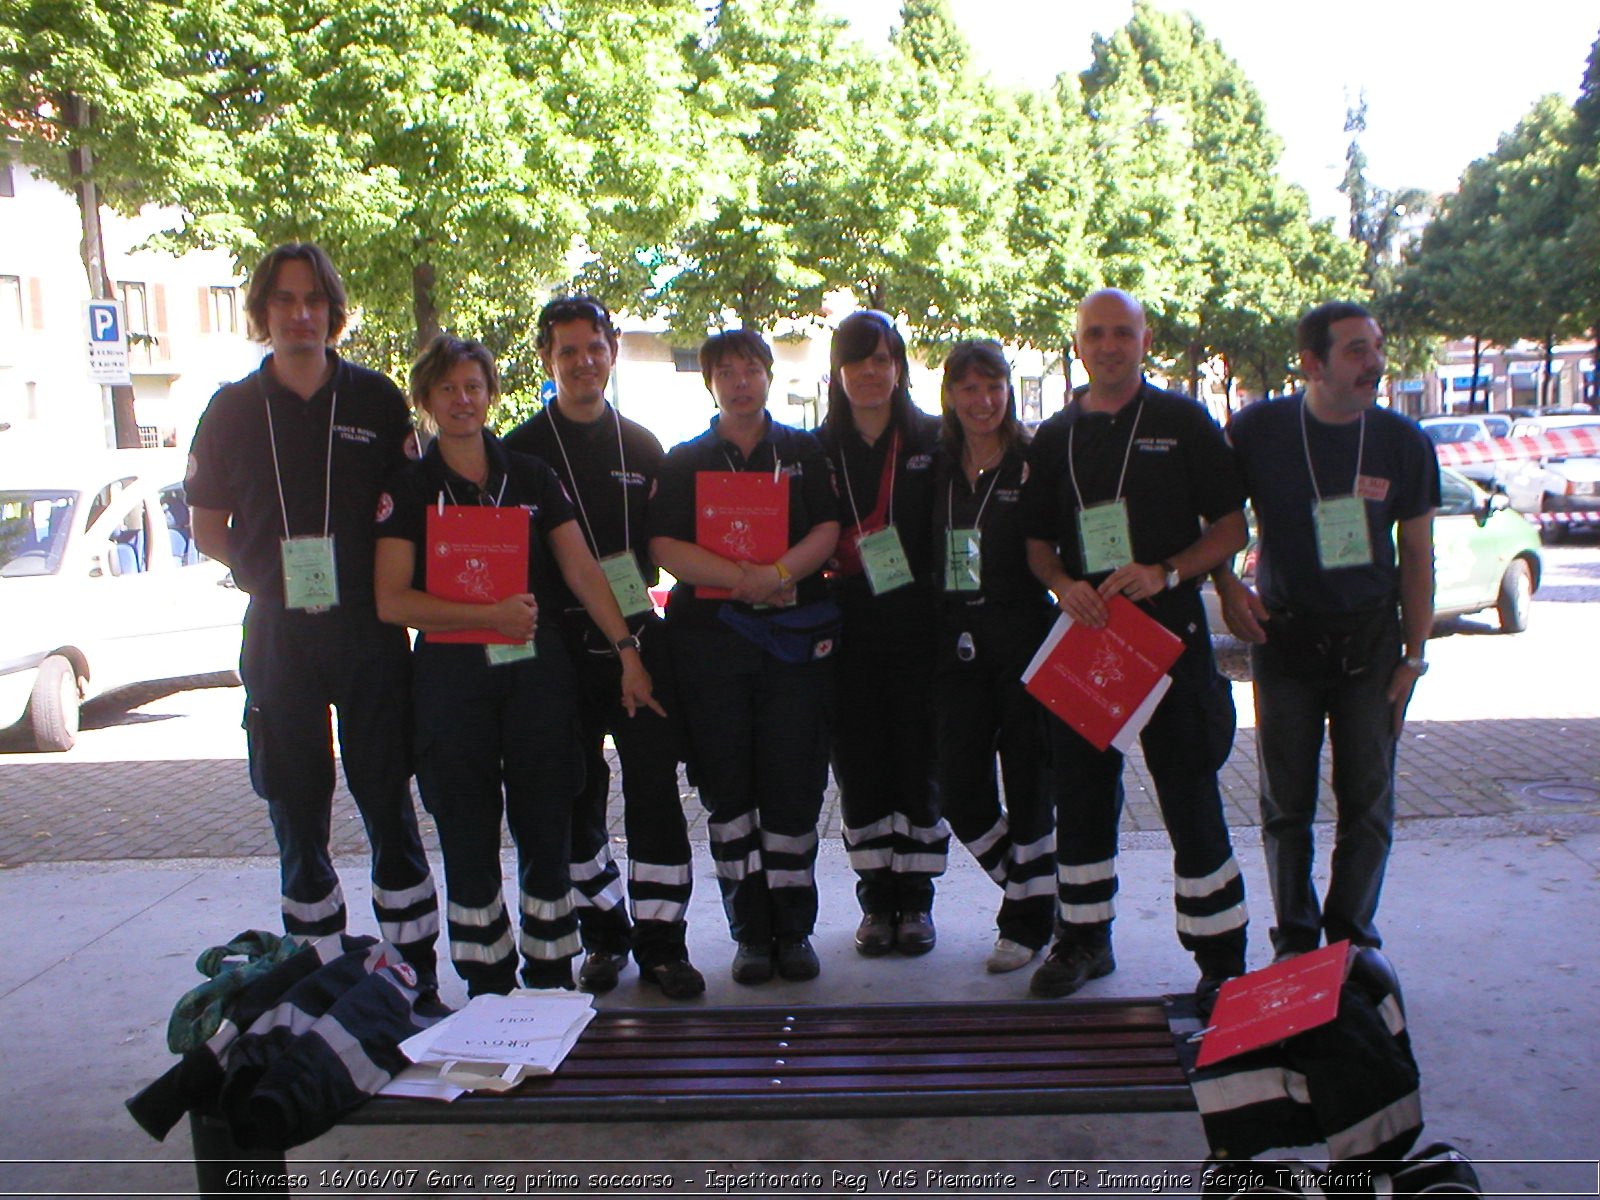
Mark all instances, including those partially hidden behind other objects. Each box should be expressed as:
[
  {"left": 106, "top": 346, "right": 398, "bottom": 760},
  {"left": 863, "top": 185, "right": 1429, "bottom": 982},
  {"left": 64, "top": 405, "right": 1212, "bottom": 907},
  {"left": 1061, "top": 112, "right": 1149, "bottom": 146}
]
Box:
[{"left": 0, "top": 548, "right": 1597, "bottom": 1196}]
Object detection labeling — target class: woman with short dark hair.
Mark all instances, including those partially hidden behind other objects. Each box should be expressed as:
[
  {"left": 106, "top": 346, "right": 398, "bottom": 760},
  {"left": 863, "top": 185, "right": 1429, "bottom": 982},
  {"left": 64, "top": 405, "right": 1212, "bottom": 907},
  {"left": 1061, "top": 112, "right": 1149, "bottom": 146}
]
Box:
[{"left": 649, "top": 329, "right": 840, "bottom": 985}]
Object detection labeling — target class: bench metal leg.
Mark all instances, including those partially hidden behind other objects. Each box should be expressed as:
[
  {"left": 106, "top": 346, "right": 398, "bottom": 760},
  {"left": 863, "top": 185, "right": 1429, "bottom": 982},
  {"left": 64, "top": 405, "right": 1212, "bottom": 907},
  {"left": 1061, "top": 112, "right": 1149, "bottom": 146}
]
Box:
[{"left": 190, "top": 1111, "right": 289, "bottom": 1200}]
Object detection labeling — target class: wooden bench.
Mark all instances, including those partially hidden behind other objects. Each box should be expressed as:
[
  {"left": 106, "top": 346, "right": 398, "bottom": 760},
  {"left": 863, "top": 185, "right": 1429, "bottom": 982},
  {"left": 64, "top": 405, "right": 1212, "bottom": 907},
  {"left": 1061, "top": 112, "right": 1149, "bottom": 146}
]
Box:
[{"left": 191, "top": 996, "right": 1197, "bottom": 1197}]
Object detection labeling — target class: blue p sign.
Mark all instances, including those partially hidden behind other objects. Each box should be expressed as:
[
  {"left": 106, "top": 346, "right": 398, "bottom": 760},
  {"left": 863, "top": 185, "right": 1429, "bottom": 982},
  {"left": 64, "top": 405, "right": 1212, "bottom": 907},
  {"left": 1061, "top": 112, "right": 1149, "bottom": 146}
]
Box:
[{"left": 89, "top": 302, "right": 121, "bottom": 343}]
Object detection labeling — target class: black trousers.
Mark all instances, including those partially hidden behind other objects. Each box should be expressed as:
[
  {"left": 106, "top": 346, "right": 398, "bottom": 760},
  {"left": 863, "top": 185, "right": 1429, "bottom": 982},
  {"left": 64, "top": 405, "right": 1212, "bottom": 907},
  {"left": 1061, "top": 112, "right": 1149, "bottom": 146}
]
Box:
[
  {"left": 670, "top": 622, "right": 832, "bottom": 945},
  {"left": 239, "top": 601, "right": 437, "bottom": 974},
  {"left": 412, "top": 631, "right": 584, "bottom": 994},
  {"left": 935, "top": 601, "right": 1056, "bottom": 949},
  {"left": 831, "top": 590, "right": 947, "bottom": 917},
  {"left": 1048, "top": 592, "right": 1247, "bottom": 977},
  {"left": 561, "top": 612, "right": 692, "bottom": 966}
]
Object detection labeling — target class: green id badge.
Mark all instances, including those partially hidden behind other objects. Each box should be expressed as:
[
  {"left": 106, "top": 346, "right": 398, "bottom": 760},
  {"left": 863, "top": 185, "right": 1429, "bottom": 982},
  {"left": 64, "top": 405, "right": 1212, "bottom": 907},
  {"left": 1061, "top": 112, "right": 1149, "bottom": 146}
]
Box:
[
  {"left": 600, "top": 551, "right": 653, "bottom": 618},
  {"left": 1077, "top": 500, "right": 1133, "bottom": 573},
  {"left": 859, "top": 525, "right": 914, "bottom": 596},
  {"left": 280, "top": 536, "right": 339, "bottom": 610},
  {"left": 1313, "top": 495, "right": 1373, "bottom": 569},
  {"left": 485, "top": 640, "right": 537, "bottom": 666},
  {"left": 944, "top": 527, "right": 982, "bottom": 593}
]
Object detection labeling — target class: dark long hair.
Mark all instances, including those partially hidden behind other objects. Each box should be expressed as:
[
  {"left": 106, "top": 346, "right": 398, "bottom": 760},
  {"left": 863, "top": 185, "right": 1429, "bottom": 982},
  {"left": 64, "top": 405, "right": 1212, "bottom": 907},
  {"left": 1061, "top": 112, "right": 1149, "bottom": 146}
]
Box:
[
  {"left": 244, "top": 243, "right": 348, "bottom": 345},
  {"left": 939, "top": 339, "right": 1023, "bottom": 459},
  {"left": 823, "top": 310, "right": 916, "bottom": 439}
]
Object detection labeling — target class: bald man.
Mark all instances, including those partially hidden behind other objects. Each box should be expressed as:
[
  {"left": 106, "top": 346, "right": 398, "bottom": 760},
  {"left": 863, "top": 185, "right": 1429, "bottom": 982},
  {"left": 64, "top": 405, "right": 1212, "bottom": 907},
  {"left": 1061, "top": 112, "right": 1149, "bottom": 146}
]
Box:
[{"left": 1020, "top": 289, "right": 1250, "bottom": 1003}]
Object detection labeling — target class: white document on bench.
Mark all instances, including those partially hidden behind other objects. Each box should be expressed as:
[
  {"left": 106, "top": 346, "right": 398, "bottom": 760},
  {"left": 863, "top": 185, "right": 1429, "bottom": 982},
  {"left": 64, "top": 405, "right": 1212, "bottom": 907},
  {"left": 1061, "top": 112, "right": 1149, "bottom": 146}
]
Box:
[{"left": 395, "top": 990, "right": 596, "bottom": 1094}]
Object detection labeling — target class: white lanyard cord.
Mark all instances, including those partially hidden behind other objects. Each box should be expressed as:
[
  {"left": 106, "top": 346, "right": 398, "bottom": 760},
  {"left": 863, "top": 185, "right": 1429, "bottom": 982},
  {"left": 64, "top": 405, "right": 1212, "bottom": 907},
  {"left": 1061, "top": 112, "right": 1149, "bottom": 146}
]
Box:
[
  {"left": 261, "top": 376, "right": 336, "bottom": 542},
  {"left": 549, "top": 405, "right": 629, "bottom": 556},
  {"left": 839, "top": 427, "right": 899, "bottom": 534},
  {"left": 946, "top": 456, "right": 1004, "bottom": 537},
  {"left": 1067, "top": 395, "right": 1144, "bottom": 511},
  {"left": 1299, "top": 397, "right": 1365, "bottom": 503}
]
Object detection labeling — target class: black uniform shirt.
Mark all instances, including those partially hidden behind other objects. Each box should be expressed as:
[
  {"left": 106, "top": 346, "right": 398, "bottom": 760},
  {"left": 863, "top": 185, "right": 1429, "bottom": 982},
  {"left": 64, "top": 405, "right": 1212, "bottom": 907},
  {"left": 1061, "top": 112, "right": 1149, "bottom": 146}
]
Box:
[
  {"left": 933, "top": 444, "right": 1052, "bottom": 614},
  {"left": 502, "top": 401, "right": 664, "bottom": 612},
  {"left": 1229, "top": 394, "right": 1440, "bottom": 615},
  {"left": 185, "top": 352, "right": 412, "bottom": 605},
  {"left": 649, "top": 414, "right": 839, "bottom": 627},
  {"left": 817, "top": 408, "right": 942, "bottom": 600},
  {"left": 1021, "top": 379, "right": 1245, "bottom": 584},
  {"left": 375, "top": 432, "right": 576, "bottom": 639}
]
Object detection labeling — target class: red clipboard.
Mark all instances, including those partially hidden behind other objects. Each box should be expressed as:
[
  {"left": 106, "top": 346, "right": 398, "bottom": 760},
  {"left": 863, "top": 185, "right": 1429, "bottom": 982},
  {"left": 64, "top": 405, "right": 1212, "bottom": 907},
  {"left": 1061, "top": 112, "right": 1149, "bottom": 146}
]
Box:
[
  {"left": 1020, "top": 596, "right": 1184, "bottom": 752},
  {"left": 424, "top": 505, "right": 529, "bottom": 644},
  {"left": 1194, "top": 941, "right": 1354, "bottom": 1067},
  {"left": 695, "top": 470, "right": 789, "bottom": 600}
]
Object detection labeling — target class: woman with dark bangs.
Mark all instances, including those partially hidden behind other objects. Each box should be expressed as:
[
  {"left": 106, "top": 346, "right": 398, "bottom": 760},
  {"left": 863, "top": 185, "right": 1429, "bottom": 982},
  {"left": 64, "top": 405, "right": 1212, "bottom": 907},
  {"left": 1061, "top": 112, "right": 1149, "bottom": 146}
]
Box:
[
  {"left": 818, "top": 310, "right": 947, "bottom": 958},
  {"left": 932, "top": 340, "right": 1057, "bottom": 975}
]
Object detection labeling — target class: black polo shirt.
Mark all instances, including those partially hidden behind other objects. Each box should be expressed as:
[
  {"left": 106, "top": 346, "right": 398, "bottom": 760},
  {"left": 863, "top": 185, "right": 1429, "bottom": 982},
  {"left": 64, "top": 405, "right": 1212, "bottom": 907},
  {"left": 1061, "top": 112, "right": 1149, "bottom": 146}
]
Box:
[
  {"left": 375, "top": 432, "right": 576, "bottom": 636},
  {"left": 649, "top": 414, "right": 839, "bottom": 627},
  {"left": 817, "top": 408, "right": 942, "bottom": 601},
  {"left": 1229, "top": 394, "right": 1439, "bottom": 615},
  {"left": 185, "top": 352, "right": 412, "bottom": 606},
  {"left": 502, "top": 401, "right": 663, "bottom": 613},
  {"left": 933, "top": 444, "right": 1052, "bottom": 615},
  {"left": 1021, "top": 379, "right": 1244, "bottom": 584}
]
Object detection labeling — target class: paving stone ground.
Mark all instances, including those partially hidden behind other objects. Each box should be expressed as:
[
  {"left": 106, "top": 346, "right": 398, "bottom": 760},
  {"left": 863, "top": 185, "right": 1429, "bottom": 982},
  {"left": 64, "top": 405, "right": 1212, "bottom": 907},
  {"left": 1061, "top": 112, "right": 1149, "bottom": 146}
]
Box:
[{"left": 3, "top": 545, "right": 1596, "bottom": 868}]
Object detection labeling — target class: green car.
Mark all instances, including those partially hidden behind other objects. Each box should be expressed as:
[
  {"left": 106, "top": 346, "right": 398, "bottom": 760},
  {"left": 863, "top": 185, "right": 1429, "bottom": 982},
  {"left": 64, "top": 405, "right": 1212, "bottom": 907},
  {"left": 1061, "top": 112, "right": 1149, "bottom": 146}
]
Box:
[
  {"left": 1432, "top": 467, "right": 1542, "bottom": 633},
  {"left": 1204, "top": 467, "right": 1542, "bottom": 640}
]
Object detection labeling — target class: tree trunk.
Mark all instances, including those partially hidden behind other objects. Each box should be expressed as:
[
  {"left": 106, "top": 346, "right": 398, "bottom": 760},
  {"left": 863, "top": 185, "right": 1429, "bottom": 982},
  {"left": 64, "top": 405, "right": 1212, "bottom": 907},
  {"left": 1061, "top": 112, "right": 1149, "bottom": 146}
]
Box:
[
  {"left": 1469, "top": 335, "right": 1483, "bottom": 411},
  {"left": 1061, "top": 343, "right": 1075, "bottom": 407},
  {"left": 412, "top": 262, "right": 440, "bottom": 353},
  {"left": 1542, "top": 331, "right": 1556, "bottom": 408},
  {"left": 66, "top": 94, "right": 139, "bottom": 448},
  {"left": 1187, "top": 340, "right": 1202, "bottom": 401}
]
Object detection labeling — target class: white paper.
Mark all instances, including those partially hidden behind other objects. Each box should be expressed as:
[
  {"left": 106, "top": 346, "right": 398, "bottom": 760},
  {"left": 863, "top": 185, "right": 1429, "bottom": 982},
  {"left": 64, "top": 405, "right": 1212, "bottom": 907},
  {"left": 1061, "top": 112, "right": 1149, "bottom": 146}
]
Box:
[
  {"left": 377, "top": 1063, "right": 467, "bottom": 1102},
  {"left": 400, "top": 990, "right": 595, "bottom": 1085}
]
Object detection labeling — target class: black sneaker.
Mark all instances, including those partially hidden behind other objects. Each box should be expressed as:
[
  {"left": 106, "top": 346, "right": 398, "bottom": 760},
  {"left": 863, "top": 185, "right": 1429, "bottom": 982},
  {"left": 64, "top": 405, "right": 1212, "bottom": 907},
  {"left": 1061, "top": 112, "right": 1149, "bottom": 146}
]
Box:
[
  {"left": 577, "top": 949, "right": 629, "bottom": 995},
  {"left": 775, "top": 937, "right": 820, "bottom": 981},
  {"left": 1029, "top": 941, "right": 1115, "bottom": 998},
  {"left": 639, "top": 957, "right": 707, "bottom": 1000},
  {"left": 731, "top": 941, "right": 775, "bottom": 985}
]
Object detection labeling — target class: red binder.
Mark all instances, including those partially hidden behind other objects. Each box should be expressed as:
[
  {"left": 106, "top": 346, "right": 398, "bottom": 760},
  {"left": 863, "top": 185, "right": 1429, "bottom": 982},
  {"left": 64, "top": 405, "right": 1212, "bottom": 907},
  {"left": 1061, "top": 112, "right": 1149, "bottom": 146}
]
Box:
[
  {"left": 694, "top": 471, "right": 789, "bottom": 600},
  {"left": 1195, "top": 941, "right": 1354, "bottom": 1067},
  {"left": 1020, "top": 596, "right": 1184, "bottom": 752},
  {"left": 424, "top": 505, "right": 530, "bottom": 644}
]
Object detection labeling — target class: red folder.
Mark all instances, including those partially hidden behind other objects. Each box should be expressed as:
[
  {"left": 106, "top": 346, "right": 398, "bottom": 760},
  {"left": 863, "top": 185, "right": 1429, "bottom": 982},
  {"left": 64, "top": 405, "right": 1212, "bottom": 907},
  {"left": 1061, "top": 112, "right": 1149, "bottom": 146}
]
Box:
[
  {"left": 695, "top": 471, "right": 789, "bottom": 600},
  {"left": 1194, "top": 941, "right": 1354, "bottom": 1067},
  {"left": 424, "top": 505, "right": 530, "bottom": 644},
  {"left": 1020, "top": 595, "right": 1184, "bottom": 752}
]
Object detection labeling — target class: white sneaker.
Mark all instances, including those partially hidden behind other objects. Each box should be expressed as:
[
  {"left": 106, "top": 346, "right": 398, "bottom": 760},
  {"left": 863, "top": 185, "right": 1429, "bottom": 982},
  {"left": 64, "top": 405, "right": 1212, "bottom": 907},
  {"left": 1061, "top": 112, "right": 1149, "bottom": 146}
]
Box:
[{"left": 985, "top": 938, "right": 1038, "bottom": 974}]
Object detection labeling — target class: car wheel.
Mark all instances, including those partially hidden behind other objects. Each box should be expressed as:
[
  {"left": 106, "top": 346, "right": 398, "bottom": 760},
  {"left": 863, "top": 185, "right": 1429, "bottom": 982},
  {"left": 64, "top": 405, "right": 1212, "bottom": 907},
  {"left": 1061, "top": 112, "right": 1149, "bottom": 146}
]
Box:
[
  {"left": 28, "top": 655, "right": 82, "bottom": 752},
  {"left": 1495, "top": 560, "right": 1534, "bottom": 634}
]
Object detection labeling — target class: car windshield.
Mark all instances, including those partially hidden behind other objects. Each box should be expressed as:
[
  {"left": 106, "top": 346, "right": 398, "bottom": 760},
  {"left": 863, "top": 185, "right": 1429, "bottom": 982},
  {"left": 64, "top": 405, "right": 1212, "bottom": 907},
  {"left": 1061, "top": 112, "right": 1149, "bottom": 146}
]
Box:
[
  {"left": 0, "top": 490, "right": 78, "bottom": 577},
  {"left": 1423, "top": 422, "right": 1482, "bottom": 444}
]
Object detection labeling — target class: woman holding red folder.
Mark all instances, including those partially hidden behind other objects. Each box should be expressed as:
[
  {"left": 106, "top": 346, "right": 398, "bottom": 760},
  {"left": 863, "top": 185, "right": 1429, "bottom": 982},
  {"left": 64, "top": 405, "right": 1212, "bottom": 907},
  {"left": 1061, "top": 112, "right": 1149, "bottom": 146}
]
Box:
[
  {"left": 649, "top": 329, "right": 840, "bottom": 986},
  {"left": 818, "top": 311, "right": 947, "bottom": 958},
  {"left": 374, "top": 335, "right": 660, "bottom": 997}
]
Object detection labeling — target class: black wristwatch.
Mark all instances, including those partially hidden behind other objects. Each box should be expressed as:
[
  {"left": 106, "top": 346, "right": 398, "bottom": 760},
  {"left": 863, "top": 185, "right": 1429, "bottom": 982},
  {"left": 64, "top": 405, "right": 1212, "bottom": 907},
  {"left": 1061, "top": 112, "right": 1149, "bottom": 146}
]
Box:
[{"left": 613, "top": 634, "right": 642, "bottom": 655}]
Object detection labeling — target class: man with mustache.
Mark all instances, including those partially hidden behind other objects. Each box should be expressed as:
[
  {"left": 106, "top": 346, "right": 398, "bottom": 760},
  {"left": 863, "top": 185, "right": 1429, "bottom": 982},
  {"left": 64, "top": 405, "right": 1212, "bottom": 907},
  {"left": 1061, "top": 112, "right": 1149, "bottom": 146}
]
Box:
[{"left": 1214, "top": 302, "right": 1439, "bottom": 963}]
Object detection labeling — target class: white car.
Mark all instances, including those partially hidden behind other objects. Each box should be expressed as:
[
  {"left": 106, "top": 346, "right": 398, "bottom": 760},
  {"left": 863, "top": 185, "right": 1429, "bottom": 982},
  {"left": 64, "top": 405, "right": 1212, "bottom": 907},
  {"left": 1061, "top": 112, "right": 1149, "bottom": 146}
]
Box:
[
  {"left": 0, "top": 448, "right": 246, "bottom": 750},
  {"left": 1498, "top": 416, "right": 1600, "bottom": 537}
]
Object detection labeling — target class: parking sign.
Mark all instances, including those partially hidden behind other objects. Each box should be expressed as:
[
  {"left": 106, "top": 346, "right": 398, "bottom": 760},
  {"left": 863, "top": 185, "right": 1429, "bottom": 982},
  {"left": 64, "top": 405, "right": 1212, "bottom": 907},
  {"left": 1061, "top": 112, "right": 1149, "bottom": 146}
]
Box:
[{"left": 85, "top": 299, "right": 132, "bottom": 385}]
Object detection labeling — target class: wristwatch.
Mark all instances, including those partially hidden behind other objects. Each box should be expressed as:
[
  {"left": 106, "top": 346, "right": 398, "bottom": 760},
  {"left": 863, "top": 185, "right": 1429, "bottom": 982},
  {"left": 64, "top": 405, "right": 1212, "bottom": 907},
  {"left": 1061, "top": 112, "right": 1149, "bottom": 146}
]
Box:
[
  {"left": 1402, "top": 654, "right": 1429, "bottom": 675},
  {"left": 613, "top": 634, "right": 642, "bottom": 655},
  {"left": 1160, "top": 560, "right": 1181, "bottom": 591}
]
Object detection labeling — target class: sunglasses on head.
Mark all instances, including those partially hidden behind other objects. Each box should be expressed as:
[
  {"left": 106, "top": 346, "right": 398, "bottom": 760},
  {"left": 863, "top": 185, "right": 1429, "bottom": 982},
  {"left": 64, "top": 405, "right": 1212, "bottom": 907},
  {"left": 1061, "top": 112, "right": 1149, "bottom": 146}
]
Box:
[{"left": 539, "top": 298, "right": 612, "bottom": 331}]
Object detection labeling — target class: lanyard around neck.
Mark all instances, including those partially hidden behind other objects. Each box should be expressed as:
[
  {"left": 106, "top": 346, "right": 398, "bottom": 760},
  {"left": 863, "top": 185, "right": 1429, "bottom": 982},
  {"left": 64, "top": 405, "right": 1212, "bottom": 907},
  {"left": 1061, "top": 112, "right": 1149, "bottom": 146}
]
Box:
[
  {"left": 260, "top": 375, "right": 336, "bottom": 542},
  {"left": 439, "top": 468, "right": 509, "bottom": 512},
  {"left": 946, "top": 456, "right": 1004, "bottom": 536},
  {"left": 840, "top": 427, "right": 899, "bottom": 533},
  {"left": 1299, "top": 397, "right": 1366, "bottom": 503},
  {"left": 549, "top": 404, "right": 629, "bottom": 555},
  {"left": 1067, "top": 394, "right": 1144, "bottom": 511}
]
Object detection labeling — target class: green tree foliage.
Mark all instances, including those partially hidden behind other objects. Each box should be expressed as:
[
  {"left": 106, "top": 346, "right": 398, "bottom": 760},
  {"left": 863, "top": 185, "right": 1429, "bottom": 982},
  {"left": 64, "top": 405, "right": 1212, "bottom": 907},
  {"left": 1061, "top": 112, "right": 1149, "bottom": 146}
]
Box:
[
  {"left": 656, "top": 0, "right": 843, "bottom": 333},
  {"left": 1564, "top": 29, "right": 1600, "bottom": 401}
]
